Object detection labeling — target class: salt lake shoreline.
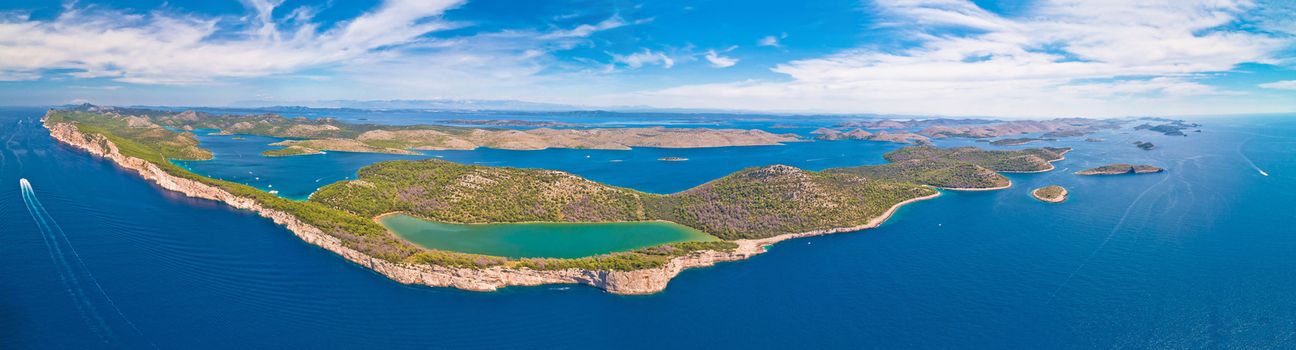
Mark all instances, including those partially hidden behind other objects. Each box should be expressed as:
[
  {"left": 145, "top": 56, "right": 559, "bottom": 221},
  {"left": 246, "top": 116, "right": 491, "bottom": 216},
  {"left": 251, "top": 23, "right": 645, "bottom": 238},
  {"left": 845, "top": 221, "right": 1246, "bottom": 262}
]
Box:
[{"left": 47, "top": 117, "right": 941, "bottom": 295}]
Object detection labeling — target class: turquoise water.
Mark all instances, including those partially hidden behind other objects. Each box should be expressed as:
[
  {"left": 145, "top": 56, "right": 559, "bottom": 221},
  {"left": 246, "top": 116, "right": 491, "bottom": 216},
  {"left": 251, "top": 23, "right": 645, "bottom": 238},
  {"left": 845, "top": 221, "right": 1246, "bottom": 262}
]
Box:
[
  {"left": 4, "top": 107, "right": 1296, "bottom": 348},
  {"left": 380, "top": 214, "right": 715, "bottom": 258}
]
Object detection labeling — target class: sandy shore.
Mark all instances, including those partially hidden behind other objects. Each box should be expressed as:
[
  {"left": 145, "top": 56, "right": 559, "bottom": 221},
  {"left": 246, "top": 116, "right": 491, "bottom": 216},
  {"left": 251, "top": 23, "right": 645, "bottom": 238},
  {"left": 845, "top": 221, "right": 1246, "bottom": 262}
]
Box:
[{"left": 1031, "top": 187, "right": 1068, "bottom": 203}]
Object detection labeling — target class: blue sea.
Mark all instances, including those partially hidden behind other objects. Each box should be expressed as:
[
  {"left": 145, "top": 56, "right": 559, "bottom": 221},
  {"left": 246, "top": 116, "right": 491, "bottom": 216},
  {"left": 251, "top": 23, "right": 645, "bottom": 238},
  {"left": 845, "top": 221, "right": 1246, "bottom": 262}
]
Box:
[{"left": 2, "top": 106, "right": 1294, "bottom": 348}]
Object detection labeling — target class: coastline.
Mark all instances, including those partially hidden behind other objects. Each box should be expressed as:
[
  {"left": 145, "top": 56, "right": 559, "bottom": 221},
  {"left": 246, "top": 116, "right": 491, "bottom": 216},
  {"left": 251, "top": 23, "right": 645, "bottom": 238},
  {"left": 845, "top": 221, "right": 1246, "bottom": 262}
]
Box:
[
  {"left": 44, "top": 118, "right": 941, "bottom": 295},
  {"left": 1031, "top": 187, "right": 1068, "bottom": 203},
  {"left": 998, "top": 148, "right": 1070, "bottom": 174},
  {"left": 937, "top": 179, "right": 1013, "bottom": 191}
]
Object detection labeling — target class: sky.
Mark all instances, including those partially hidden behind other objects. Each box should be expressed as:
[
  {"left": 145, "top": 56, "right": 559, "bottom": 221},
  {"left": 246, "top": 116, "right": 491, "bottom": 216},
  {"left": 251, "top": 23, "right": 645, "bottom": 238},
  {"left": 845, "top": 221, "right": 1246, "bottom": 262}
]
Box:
[{"left": 1, "top": 0, "right": 1295, "bottom": 117}]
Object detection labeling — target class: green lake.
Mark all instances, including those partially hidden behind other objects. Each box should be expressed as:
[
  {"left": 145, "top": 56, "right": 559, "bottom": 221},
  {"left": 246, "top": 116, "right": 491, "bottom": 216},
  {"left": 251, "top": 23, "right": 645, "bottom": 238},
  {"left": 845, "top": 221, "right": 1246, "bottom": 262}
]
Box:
[{"left": 379, "top": 214, "right": 718, "bottom": 258}]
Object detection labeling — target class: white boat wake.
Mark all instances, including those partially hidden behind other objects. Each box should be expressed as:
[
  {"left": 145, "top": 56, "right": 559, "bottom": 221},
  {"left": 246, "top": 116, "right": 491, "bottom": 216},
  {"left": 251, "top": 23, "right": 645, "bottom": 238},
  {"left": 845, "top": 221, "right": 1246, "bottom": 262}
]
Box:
[
  {"left": 20, "top": 179, "right": 154, "bottom": 348},
  {"left": 1239, "top": 138, "right": 1269, "bottom": 177}
]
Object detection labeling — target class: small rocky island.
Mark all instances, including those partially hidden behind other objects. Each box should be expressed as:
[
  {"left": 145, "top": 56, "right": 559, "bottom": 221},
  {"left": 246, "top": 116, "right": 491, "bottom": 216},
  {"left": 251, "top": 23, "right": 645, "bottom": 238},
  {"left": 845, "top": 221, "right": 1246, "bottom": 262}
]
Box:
[
  {"left": 1031, "top": 185, "right": 1068, "bottom": 203},
  {"left": 1134, "top": 141, "right": 1156, "bottom": 150},
  {"left": 1075, "top": 164, "right": 1165, "bottom": 175}
]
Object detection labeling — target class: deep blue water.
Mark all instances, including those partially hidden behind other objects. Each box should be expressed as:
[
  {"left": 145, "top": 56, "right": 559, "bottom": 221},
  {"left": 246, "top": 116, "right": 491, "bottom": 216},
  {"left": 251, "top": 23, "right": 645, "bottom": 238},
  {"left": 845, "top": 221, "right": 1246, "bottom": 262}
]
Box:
[{"left": 3, "top": 106, "right": 1295, "bottom": 348}]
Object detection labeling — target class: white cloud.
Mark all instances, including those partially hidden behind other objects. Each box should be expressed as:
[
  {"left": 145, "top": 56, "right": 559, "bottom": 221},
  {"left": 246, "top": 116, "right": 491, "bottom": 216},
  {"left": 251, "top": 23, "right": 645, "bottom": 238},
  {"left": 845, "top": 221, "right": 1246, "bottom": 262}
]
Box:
[
  {"left": 0, "top": 0, "right": 650, "bottom": 101},
  {"left": 0, "top": 0, "right": 465, "bottom": 84},
  {"left": 704, "top": 50, "right": 738, "bottom": 68},
  {"left": 598, "top": 0, "right": 1294, "bottom": 117},
  {"left": 611, "top": 49, "right": 674, "bottom": 69},
  {"left": 1259, "top": 80, "right": 1296, "bottom": 90},
  {"left": 539, "top": 16, "right": 631, "bottom": 39},
  {"left": 758, "top": 33, "right": 786, "bottom": 47}
]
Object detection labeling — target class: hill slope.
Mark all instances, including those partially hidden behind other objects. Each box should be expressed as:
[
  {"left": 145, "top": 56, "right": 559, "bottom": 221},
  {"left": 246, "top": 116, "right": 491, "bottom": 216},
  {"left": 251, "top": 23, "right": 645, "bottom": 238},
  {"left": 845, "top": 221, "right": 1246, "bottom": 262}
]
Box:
[
  {"left": 313, "top": 160, "right": 937, "bottom": 240},
  {"left": 825, "top": 146, "right": 1069, "bottom": 188}
]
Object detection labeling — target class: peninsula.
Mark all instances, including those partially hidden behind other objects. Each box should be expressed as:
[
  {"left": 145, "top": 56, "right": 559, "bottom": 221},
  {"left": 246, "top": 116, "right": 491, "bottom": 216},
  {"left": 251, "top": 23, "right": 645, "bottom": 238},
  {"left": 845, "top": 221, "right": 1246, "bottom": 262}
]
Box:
[
  {"left": 1031, "top": 185, "right": 1068, "bottom": 203},
  {"left": 826, "top": 146, "right": 1069, "bottom": 189},
  {"left": 43, "top": 106, "right": 1070, "bottom": 294},
  {"left": 84, "top": 106, "right": 804, "bottom": 155},
  {"left": 1075, "top": 164, "right": 1165, "bottom": 175}
]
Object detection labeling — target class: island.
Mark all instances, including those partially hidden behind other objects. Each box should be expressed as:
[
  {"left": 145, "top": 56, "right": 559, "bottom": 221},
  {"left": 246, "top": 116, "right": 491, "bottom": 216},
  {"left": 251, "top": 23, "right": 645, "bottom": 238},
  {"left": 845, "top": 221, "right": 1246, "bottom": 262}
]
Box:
[
  {"left": 437, "top": 119, "right": 579, "bottom": 127},
  {"left": 106, "top": 107, "right": 804, "bottom": 156},
  {"left": 1031, "top": 185, "right": 1068, "bottom": 203},
  {"left": 1075, "top": 164, "right": 1165, "bottom": 175},
  {"left": 989, "top": 137, "right": 1054, "bottom": 146},
  {"left": 1134, "top": 119, "right": 1199, "bottom": 136},
  {"left": 1134, "top": 141, "right": 1156, "bottom": 150},
  {"left": 42, "top": 105, "right": 1072, "bottom": 295},
  {"left": 917, "top": 118, "right": 1124, "bottom": 139},
  {"left": 812, "top": 128, "right": 873, "bottom": 140},
  {"left": 826, "top": 146, "right": 1069, "bottom": 190},
  {"left": 810, "top": 127, "right": 931, "bottom": 144},
  {"left": 835, "top": 118, "right": 996, "bottom": 129},
  {"left": 1085, "top": 138, "right": 1104, "bottom": 142}
]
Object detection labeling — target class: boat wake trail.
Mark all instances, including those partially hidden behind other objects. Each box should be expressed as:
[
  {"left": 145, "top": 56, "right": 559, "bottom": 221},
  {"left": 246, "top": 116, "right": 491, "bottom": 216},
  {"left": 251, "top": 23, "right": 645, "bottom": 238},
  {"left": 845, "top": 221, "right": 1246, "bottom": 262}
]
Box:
[
  {"left": 1046, "top": 174, "right": 1172, "bottom": 304},
  {"left": 19, "top": 179, "right": 154, "bottom": 348},
  {"left": 1239, "top": 138, "right": 1269, "bottom": 177}
]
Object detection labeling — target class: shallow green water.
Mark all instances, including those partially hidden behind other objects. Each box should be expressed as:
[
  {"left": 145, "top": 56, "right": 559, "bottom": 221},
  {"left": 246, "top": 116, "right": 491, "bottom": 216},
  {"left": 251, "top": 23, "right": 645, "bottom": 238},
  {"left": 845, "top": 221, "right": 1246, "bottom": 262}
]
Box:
[{"left": 379, "top": 214, "right": 717, "bottom": 258}]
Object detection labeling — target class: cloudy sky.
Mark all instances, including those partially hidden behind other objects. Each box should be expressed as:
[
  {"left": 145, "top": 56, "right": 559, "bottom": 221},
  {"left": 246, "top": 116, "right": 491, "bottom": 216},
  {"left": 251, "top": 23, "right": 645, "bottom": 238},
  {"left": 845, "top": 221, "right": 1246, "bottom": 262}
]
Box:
[{"left": 1, "top": 0, "right": 1294, "bottom": 117}]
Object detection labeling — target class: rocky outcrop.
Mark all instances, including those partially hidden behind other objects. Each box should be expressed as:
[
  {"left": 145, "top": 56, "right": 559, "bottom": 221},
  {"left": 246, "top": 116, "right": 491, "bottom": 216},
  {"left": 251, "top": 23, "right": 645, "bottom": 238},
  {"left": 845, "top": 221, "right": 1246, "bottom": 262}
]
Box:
[{"left": 45, "top": 118, "right": 938, "bottom": 295}]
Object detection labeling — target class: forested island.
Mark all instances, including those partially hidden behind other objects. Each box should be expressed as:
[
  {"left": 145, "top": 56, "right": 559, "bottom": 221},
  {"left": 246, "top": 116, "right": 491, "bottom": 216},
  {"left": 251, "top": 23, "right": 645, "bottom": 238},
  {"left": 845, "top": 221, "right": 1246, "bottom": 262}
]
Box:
[
  {"left": 42, "top": 105, "right": 1071, "bottom": 294},
  {"left": 826, "top": 146, "right": 1069, "bottom": 189},
  {"left": 1075, "top": 164, "right": 1165, "bottom": 175}
]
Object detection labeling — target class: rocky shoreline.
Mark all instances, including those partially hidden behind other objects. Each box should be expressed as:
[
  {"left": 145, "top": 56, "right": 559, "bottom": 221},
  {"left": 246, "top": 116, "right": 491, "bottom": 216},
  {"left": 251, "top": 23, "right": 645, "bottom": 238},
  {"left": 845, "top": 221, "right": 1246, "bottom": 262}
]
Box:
[
  {"left": 1000, "top": 148, "right": 1070, "bottom": 174},
  {"left": 1031, "top": 186, "right": 1068, "bottom": 203},
  {"left": 938, "top": 179, "right": 1013, "bottom": 191},
  {"left": 45, "top": 118, "right": 940, "bottom": 295}
]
